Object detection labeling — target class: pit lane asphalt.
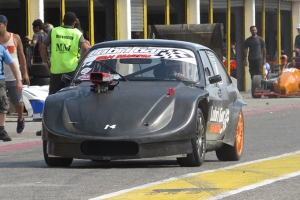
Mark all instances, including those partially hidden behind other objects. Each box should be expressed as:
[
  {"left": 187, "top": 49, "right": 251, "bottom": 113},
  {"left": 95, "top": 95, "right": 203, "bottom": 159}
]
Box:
[{"left": 1, "top": 91, "right": 300, "bottom": 200}]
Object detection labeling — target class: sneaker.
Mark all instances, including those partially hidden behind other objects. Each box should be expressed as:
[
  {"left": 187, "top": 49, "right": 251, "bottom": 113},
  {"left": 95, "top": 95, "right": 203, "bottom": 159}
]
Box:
[
  {"left": 0, "top": 130, "right": 12, "bottom": 142},
  {"left": 36, "top": 130, "right": 41, "bottom": 136},
  {"left": 17, "top": 118, "right": 25, "bottom": 134}
]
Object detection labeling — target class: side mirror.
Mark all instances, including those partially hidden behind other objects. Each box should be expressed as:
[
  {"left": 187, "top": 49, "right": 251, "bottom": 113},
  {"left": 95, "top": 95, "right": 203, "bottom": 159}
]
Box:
[
  {"left": 209, "top": 74, "right": 222, "bottom": 84},
  {"left": 61, "top": 74, "right": 72, "bottom": 84}
]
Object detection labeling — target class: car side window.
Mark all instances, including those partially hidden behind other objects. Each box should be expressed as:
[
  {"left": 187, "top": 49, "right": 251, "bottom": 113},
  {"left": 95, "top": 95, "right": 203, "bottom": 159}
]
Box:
[
  {"left": 206, "top": 50, "right": 231, "bottom": 86},
  {"left": 199, "top": 50, "right": 215, "bottom": 85}
]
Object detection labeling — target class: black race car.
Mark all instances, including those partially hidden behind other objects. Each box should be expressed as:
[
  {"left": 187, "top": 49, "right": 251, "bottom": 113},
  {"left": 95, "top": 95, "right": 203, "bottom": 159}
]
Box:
[{"left": 42, "top": 39, "right": 245, "bottom": 167}]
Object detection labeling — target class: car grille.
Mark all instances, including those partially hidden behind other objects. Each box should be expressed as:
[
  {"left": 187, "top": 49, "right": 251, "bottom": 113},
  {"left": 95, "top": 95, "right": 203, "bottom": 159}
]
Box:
[{"left": 81, "top": 141, "right": 139, "bottom": 156}]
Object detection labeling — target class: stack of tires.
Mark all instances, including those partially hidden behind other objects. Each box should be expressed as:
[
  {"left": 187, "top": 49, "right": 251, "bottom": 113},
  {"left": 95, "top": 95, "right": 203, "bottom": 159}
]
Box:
[
  {"left": 29, "top": 64, "right": 50, "bottom": 86},
  {"left": 24, "top": 44, "right": 50, "bottom": 86}
]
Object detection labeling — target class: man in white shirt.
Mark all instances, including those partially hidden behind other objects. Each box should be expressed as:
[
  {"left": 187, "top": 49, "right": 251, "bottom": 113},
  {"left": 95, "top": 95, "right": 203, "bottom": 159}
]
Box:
[{"left": 0, "top": 15, "right": 30, "bottom": 134}]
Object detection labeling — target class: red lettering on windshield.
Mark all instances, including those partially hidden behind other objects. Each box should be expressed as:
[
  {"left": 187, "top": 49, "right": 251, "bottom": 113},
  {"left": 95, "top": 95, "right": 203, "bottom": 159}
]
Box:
[
  {"left": 116, "top": 54, "right": 151, "bottom": 58},
  {"left": 95, "top": 55, "right": 115, "bottom": 60}
]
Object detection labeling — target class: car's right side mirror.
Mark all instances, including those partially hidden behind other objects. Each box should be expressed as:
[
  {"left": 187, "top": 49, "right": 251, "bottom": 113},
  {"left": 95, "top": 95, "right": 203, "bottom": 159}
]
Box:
[
  {"left": 61, "top": 74, "right": 72, "bottom": 84},
  {"left": 209, "top": 74, "right": 222, "bottom": 84}
]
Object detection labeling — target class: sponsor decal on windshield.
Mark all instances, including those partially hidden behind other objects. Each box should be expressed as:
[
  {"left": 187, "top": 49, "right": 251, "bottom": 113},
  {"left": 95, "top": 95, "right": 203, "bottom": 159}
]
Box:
[
  {"left": 77, "top": 46, "right": 198, "bottom": 81},
  {"left": 84, "top": 47, "right": 195, "bottom": 64},
  {"left": 80, "top": 67, "right": 92, "bottom": 75},
  {"left": 95, "top": 54, "right": 151, "bottom": 60}
]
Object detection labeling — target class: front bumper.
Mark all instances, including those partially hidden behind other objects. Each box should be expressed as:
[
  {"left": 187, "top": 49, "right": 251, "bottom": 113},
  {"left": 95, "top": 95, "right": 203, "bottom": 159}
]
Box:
[{"left": 42, "top": 127, "right": 193, "bottom": 160}]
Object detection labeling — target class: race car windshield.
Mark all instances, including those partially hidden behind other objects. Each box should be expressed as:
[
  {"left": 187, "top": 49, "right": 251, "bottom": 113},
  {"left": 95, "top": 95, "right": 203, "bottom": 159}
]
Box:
[{"left": 75, "top": 46, "right": 200, "bottom": 82}]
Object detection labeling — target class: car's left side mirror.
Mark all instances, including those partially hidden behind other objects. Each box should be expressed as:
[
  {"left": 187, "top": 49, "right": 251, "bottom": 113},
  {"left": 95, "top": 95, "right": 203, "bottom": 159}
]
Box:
[
  {"left": 209, "top": 74, "right": 222, "bottom": 84},
  {"left": 61, "top": 74, "right": 72, "bottom": 84}
]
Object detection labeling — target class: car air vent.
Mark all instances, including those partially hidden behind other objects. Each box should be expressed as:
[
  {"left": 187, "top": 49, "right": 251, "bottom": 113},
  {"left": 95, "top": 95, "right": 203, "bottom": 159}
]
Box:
[{"left": 81, "top": 141, "right": 139, "bottom": 156}]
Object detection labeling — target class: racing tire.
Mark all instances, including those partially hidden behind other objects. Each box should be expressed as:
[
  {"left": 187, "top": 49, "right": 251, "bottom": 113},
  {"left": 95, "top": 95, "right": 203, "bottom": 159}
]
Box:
[
  {"left": 30, "top": 63, "right": 51, "bottom": 77},
  {"left": 177, "top": 108, "right": 206, "bottom": 167},
  {"left": 216, "top": 111, "right": 244, "bottom": 161},
  {"left": 251, "top": 75, "right": 262, "bottom": 98},
  {"left": 43, "top": 141, "right": 73, "bottom": 167}
]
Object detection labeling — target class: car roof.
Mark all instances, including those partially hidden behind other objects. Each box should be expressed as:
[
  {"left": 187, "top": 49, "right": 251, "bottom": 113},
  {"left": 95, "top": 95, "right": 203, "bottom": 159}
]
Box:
[{"left": 92, "top": 39, "right": 210, "bottom": 51}]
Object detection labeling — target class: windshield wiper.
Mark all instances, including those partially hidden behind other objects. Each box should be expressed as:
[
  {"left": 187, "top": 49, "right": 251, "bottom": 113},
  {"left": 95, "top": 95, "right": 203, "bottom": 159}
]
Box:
[{"left": 96, "top": 60, "right": 128, "bottom": 81}]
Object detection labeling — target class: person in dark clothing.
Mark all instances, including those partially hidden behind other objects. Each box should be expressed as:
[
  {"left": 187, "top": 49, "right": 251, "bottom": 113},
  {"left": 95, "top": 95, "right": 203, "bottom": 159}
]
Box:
[
  {"left": 25, "top": 19, "right": 47, "bottom": 63},
  {"left": 243, "top": 25, "right": 267, "bottom": 79},
  {"left": 74, "top": 18, "right": 90, "bottom": 48},
  {"left": 230, "top": 42, "right": 236, "bottom": 60},
  {"left": 165, "top": 60, "right": 185, "bottom": 80},
  {"left": 293, "top": 24, "right": 300, "bottom": 69},
  {"left": 36, "top": 12, "right": 89, "bottom": 136}
]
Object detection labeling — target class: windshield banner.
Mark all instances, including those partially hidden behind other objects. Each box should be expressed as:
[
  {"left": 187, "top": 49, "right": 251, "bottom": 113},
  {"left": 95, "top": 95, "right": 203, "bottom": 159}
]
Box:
[{"left": 84, "top": 47, "right": 196, "bottom": 65}]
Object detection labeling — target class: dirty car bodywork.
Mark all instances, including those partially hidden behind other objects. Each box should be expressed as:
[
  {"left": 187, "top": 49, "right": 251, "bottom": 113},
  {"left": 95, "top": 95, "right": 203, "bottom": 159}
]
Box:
[{"left": 42, "top": 39, "right": 245, "bottom": 167}]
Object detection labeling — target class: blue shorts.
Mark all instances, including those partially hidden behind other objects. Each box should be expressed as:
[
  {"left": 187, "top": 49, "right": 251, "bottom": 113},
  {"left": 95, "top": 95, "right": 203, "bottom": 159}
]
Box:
[{"left": 6, "top": 80, "right": 23, "bottom": 105}]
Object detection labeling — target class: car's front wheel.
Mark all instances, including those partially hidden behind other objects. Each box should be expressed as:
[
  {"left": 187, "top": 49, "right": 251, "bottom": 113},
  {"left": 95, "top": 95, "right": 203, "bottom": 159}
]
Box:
[
  {"left": 43, "top": 141, "right": 73, "bottom": 167},
  {"left": 177, "top": 108, "right": 206, "bottom": 167},
  {"left": 216, "top": 111, "right": 244, "bottom": 161}
]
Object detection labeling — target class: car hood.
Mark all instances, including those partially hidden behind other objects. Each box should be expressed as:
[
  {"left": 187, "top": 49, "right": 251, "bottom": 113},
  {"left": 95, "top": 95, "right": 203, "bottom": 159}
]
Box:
[{"left": 43, "top": 81, "right": 208, "bottom": 138}]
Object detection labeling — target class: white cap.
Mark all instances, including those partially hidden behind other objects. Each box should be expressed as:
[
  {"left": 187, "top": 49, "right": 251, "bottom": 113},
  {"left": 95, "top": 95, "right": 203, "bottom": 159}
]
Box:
[{"left": 296, "top": 24, "right": 300, "bottom": 29}]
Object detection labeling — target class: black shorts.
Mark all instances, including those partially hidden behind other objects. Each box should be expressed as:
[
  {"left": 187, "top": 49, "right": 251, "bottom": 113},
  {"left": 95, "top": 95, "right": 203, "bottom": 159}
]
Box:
[
  {"left": 49, "top": 71, "right": 75, "bottom": 95},
  {"left": 0, "top": 79, "right": 9, "bottom": 113},
  {"left": 248, "top": 59, "right": 262, "bottom": 79}
]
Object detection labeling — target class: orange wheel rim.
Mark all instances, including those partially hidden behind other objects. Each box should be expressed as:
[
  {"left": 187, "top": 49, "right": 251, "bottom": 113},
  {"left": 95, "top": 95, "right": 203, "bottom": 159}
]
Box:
[{"left": 235, "top": 112, "right": 244, "bottom": 155}]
